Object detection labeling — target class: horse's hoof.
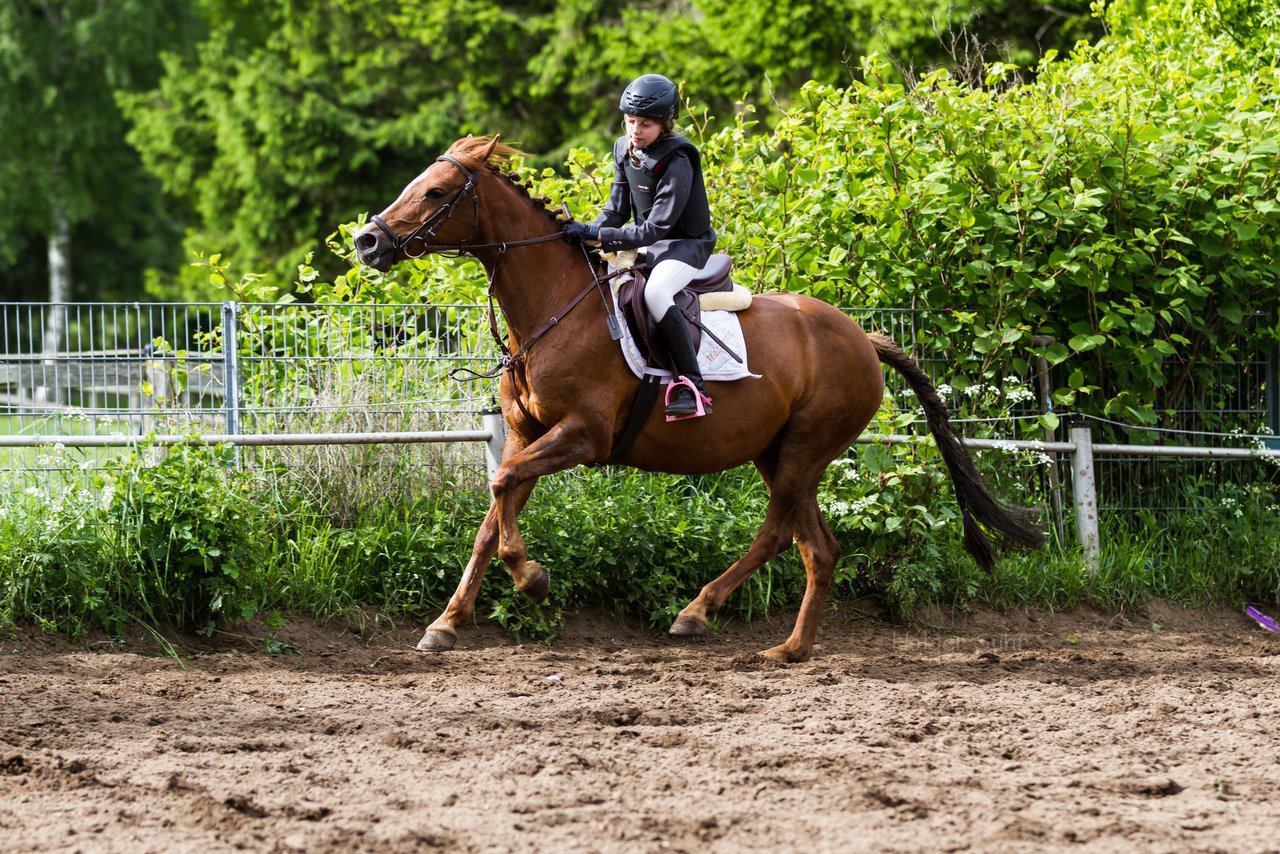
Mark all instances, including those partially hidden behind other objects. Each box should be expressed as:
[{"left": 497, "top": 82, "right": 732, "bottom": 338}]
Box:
[
  {"left": 760, "top": 643, "right": 808, "bottom": 663},
  {"left": 668, "top": 615, "right": 709, "bottom": 637},
  {"left": 416, "top": 630, "right": 457, "bottom": 652},
  {"left": 519, "top": 561, "right": 550, "bottom": 603}
]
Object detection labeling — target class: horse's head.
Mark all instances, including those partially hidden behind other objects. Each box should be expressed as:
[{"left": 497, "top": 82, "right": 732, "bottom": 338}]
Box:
[{"left": 354, "top": 135, "right": 515, "bottom": 272}]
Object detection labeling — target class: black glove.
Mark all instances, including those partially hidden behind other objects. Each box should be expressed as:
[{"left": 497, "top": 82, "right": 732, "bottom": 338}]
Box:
[{"left": 563, "top": 222, "right": 600, "bottom": 242}]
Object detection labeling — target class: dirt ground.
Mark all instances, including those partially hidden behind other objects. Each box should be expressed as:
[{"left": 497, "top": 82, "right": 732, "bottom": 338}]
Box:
[{"left": 2, "top": 602, "right": 1279, "bottom": 854}]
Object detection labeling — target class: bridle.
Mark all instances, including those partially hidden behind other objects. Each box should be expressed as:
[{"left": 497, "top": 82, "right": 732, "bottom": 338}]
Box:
[
  {"left": 367, "top": 153, "right": 624, "bottom": 390},
  {"left": 370, "top": 153, "right": 575, "bottom": 258},
  {"left": 370, "top": 154, "right": 480, "bottom": 258}
]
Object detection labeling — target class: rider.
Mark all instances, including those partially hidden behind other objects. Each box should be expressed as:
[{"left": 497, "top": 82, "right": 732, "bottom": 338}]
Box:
[{"left": 563, "top": 73, "right": 716, "bottom": 419}]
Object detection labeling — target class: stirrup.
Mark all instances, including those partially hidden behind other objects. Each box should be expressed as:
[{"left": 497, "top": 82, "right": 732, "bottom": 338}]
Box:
[{"left": 664, "top": 375, "right": 712, "bottom": 422}]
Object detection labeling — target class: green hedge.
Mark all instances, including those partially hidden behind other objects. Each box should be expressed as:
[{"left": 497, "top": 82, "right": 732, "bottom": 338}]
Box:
[{"left": 5, "top": 440, "right": 1279, "bottom": 642}]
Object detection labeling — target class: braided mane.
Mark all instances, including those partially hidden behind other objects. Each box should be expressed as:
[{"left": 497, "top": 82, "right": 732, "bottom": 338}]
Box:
[
  {"left": 445, "top": 135, "right": 599, "bottom": 262},
  {"left": 445, "top": 135, "right": 567, "bottom": 224}
]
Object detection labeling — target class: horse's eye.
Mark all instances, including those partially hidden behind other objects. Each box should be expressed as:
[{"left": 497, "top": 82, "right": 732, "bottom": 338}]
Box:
[{"left": 426, "top": 187, "right": 447, "bottom": 200}]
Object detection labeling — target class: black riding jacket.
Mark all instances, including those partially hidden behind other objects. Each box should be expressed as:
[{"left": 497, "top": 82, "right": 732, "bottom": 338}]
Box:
[{"left": 592, "top": 134, "right": 716, "bottom": 269}]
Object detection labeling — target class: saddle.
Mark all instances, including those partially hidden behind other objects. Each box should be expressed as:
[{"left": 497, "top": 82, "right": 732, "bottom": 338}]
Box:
[
  {"left": 597, "top": 252, "right": 754, "bottom": 466},
  {"left": 615, "top": 253, "right": 738, "bottom": 370}
]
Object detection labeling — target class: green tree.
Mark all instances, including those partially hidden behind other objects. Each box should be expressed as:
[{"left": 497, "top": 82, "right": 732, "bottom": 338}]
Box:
[
  {"left": 0, "top": 1, "right": 200, "bottom": 316},
  {"left": 527, "top": 0, "right": 1101, "bottom": 151},
  {"left": 673, "top": 0, "right": 1279, "bottom": 431},
  {"left": 122, "top": 0, "right": 562, "bottom": 294},
  {"left": 124, "top": 0, "right": 1103, "bottom": 296}
]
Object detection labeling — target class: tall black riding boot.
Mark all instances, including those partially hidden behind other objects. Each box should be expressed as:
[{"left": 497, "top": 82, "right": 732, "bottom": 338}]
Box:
[{"left": 657, "top": 305, "right": 712, "bottom": 418}]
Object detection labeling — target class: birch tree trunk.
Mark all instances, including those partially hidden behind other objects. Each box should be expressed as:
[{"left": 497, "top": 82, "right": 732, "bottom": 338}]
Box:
[{"left": 38, "top": 199, "right": 71, "bottom": 405}]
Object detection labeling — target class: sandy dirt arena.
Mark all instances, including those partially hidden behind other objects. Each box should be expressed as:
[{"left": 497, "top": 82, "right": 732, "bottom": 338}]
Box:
[{"left": 2, "top": 603, "right": 1279, "bottom": 853}]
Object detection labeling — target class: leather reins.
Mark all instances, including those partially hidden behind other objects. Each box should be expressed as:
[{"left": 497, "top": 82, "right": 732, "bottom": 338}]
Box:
[{"left": 371, "top": 154, "right": 618, "bottom": 426}]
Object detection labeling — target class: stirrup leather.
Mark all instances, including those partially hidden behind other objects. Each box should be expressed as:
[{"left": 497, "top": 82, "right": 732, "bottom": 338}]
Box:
[{"left": 664, "top": 375, "right": 712, "bottom": 422}]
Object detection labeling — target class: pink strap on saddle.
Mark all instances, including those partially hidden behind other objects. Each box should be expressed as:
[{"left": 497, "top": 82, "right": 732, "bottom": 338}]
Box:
[{"left": 664, "top": 375, "right": 712, "bottom": 422}]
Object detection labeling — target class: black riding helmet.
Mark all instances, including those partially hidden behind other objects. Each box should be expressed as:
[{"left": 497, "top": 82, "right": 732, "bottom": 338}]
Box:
[{"left": 619, "top": 74, "right": 678, "bottom": 123}]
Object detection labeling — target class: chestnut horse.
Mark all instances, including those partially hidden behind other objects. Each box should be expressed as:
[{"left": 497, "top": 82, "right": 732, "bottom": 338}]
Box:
[{"left": 354, "top": 135, "right": 1043, "bottom": 662}]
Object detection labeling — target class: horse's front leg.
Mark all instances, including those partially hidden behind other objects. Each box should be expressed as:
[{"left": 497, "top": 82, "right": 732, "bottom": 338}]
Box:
[
  {"left": 490, "top": 415, "right": 600, "bottom": 600},
  {"left": 418, "top": 477, "right": 538, "bottom": 651},
  {"left": 419, "top": 416, "right": 601, "bottom": 651}
]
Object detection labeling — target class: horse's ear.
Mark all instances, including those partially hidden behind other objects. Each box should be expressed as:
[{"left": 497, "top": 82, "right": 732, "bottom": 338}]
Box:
[{"left": 483, "top": 134, "right": 501, "bottom": 163}]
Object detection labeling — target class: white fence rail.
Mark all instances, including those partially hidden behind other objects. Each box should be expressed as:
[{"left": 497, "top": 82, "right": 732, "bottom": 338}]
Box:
[
  {"left": 0, "top": 416, "right": 508, "bottom": 480},
  {"left": 5, "top": 300, "right": 1278, "bottom": 563},
  {"left": 4, "top": 414, "right": 1278, "bottom": 564}
]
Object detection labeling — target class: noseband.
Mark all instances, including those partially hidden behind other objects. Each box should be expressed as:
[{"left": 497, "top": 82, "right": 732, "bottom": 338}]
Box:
[{"left": 371, "top": 154, "right": 479, "bottom": 258}]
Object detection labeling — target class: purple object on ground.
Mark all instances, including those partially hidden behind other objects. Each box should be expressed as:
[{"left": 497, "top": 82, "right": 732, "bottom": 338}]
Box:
[{"left": 1245, "top": 606, "right": 1280, "bottom": 633}]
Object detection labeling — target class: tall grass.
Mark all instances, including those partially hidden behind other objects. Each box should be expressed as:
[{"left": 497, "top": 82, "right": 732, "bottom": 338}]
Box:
[{"left": 2, "top": 440, "right": 1278, "bottom": 643}]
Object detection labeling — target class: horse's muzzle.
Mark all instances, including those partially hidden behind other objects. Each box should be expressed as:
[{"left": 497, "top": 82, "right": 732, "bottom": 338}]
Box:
[{"left": 353, "top": 226, "right": 393, "bottom": 272}]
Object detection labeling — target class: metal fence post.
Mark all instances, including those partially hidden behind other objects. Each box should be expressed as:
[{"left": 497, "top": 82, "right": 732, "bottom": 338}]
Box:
[
  {"left": 1267, "top": 343, "right": 1280, "bottom": 450},
  {"left": 1070, "top": 423, "right": 1100, "bottom": 573},
  {"left": 482, "top": 408, "right": 506, "bottom": 480},
  {"left": 1030, "top": 335, "right": 1065, "bottom": 540},
  {"left": 221, "top": 301, "right": 242, "bottom": 465}
]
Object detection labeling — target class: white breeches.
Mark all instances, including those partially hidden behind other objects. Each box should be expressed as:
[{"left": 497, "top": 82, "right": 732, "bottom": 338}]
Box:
[{"left": 643, "top": 259, "right": 700, "bottom": 318}]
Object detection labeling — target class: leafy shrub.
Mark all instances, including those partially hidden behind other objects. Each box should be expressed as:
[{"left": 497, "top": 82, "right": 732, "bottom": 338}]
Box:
[
  {"left": 476, "top": 467, "right": 805, "bottom": 642},
  {"left": 695, "top": 39, "right": 1278, "bottom": 433},
  {"left": 103, "top": 442, "right": 272, "bottom": 630},
  {"left": 0, "top": 442, "right": 273, "bottom": 636},
  {"left": 0, "top": 473, "right": 115, "bottom": 635}
]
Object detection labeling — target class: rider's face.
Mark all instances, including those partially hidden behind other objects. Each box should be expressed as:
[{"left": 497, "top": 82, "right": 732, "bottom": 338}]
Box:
[{"left": 624, "top": 115, "right": 662, "bottom": 150}]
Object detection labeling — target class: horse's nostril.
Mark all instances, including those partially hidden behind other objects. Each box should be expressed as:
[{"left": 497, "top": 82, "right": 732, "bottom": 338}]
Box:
[{"left": 354, "top": 232, "right": 378, "bottom": 253}]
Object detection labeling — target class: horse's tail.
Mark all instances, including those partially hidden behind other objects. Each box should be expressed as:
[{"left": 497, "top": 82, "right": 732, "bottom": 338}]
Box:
[{"left": 867, "top": 332, "right": 1046, "bottom": 569}]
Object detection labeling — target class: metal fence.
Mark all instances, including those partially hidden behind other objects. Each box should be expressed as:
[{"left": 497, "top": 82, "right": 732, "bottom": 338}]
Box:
[
  {"left": 4, "top": 300, "right": 1279, "bottom": 538},
  {"left": 1, "top": 300, "right": 946, "bottom": 452},
  {"left": 0, "top": 301, "right": 503, "bottom": 429},
  {"left": 1, "top": 301, "right": 507, "bottom": 488}
]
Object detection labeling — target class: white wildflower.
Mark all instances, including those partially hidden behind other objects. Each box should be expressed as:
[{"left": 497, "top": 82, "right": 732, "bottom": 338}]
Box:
[
  {"left": 850, "top": 496, "right": 877, "bottom": 515},
  {"left": 1004, "top": 387, "right": 1036, "bottom": 404}
]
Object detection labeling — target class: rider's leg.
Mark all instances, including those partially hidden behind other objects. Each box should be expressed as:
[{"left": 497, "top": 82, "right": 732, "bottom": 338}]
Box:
[
  {"left": 645, "top": 260, "right": 711, "bottom": 417},
  {"left": 642, "top": 260, "right": 699, "bottom": 319}
]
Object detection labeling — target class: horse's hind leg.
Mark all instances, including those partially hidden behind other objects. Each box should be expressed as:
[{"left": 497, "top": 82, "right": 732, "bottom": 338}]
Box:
[
  {"left": 669, "top": 498, "right": 795, "bottom": 637},
  {"left": 760, "top": 494, "right": 839, "bottom": 663},
  {"left": 671, "top": 448, "right": 842, "bottom": 662},
  {"left": 669, "top": 455, "right": 795, "bottom": 636}
]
